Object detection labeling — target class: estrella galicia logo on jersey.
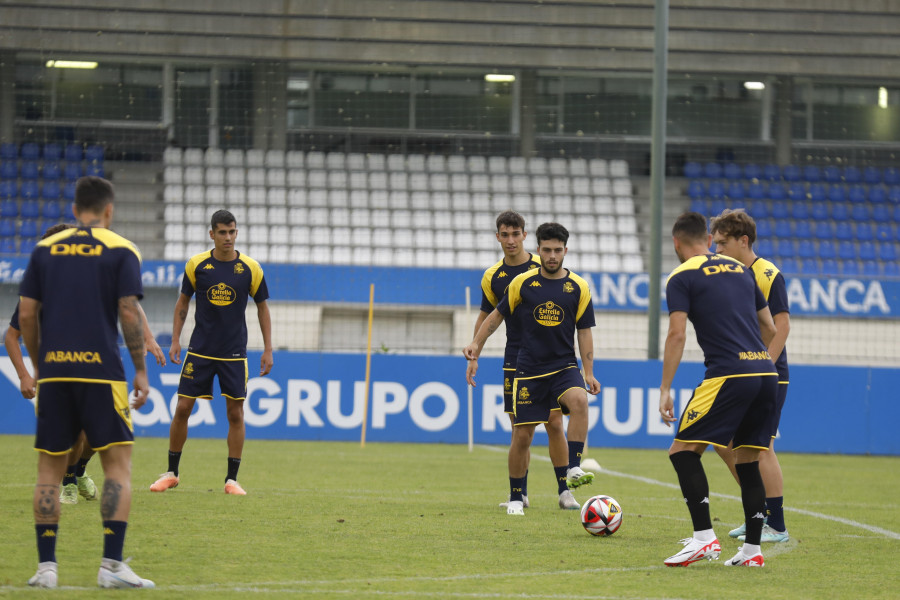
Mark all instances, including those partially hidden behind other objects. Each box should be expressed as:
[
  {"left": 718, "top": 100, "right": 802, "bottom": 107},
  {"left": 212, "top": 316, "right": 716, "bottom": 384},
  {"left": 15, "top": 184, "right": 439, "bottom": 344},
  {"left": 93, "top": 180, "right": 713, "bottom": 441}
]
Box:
[
  {"left": 203, "top": 263, "right": 215, "bottom": 270},
  {"left": 533, "top": 301, "right": 564, "bottom": 327},
  {"left": 234, "top": 263, "right": 245, "bottom": 274},
  {"left": 518, "top": 387, "right": 530, "bottom": 400},
  {"left": 208, "top": 282, "right": 236, "bottom": 306},
  {"left": 50, "top": 243, "right": 103, "bottom": 257},
  {"left": 44, "top": 351, "right": 102, "bottom": 364},
  {"left": 563, "top": 281, "right": 574, "bottom": 293},
  {"left": 529, "top": 280, "right": 542, "bottom": 287},
  {"left": 702, "top": 263, "right": 744, "bottom": 276}
]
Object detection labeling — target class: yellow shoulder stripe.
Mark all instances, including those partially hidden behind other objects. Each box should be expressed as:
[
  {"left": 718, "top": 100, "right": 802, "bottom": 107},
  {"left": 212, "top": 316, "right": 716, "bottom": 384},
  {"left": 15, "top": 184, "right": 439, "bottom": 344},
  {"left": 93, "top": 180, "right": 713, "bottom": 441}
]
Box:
[
  {"left": 751, "top": 258, "right": 779, "bottom": 300},
  {"left": 90, "top": 228, "right": 143, "bottom": 262},
  {"left": 568, "top": 271, "right": 593, "bottom": 321},
  {"left": 506, "top": 268, "right": 539, "bottom": 314},
  {"left": 184, "top": 250, "right": 212, "bottom": 289},
  {"left": 481, "top": 259, "right": 504, "bottom": 308},
  {"left": 239, "top": 253, "right": 266, "bottom": 297}
]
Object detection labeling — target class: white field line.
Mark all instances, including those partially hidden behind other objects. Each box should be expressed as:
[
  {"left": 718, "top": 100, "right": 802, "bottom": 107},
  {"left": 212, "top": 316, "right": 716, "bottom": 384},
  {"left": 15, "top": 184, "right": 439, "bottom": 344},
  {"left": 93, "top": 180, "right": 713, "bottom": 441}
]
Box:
[{"left": 478, "top": 445, "right": 900, "bottom": 541}]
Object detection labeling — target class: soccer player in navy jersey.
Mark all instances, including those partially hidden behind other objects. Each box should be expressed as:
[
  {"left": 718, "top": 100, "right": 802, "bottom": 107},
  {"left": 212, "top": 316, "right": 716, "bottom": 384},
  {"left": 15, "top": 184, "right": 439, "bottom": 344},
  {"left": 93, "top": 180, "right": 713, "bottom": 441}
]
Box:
[
  {"left": 151, "top": 209, "right": 273, "bottom": 496},
  {"left": 658, "top": 211, "right": 778, "bottom": 568},
  {"left": 20, "top": 176, "right": 154, "bottom": 588},
  {"left": 710, "top": 209, "right": 791, "bottom": 543},
  {"left": 465, "top": 222, "right": 601, "bottom": 516}
]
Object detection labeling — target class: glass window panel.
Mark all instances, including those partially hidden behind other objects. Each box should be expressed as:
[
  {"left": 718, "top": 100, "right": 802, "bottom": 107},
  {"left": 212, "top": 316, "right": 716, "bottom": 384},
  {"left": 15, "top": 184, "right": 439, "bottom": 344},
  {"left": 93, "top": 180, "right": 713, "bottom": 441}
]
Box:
[
  {"left": 414, "top": 74, "right": 511, "bottom": 133},
  {"left": 314, "top": 71, "right": 410, "bottom": 129}
]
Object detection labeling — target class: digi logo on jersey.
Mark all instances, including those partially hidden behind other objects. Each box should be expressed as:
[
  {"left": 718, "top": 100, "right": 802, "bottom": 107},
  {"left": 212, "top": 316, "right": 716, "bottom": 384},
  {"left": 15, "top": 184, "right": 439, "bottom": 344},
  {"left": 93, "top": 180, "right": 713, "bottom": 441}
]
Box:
[
  {"left": 208, "top": 282, "right": 236, "bottom": 306},
  {"left": 49, "top": 243, "right": 103, "bottom": 257},
  {"left": 702, "top": 263, "right": 743, "bottom": 276},
  {"left": 534, "top": 301, "right": 564, "bottom": 326}
]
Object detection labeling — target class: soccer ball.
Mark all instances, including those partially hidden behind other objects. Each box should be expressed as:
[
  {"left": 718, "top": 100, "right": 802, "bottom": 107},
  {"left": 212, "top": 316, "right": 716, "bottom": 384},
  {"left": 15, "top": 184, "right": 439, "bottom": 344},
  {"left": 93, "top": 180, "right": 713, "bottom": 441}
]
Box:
[{"left": 580, "top": 495, "right": 623, "bottom": 536}]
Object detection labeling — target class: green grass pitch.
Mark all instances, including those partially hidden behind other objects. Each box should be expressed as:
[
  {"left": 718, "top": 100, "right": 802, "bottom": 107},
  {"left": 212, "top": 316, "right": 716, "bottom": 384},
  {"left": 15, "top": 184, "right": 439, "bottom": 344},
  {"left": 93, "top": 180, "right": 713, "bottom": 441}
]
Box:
[{"left": 1, "top": 435, "right": 898, "bottom": 599}]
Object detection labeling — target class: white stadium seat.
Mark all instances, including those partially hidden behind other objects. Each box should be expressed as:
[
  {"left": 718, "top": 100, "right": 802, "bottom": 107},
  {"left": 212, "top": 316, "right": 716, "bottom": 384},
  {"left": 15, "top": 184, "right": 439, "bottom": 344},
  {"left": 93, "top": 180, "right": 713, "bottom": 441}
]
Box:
[
  {"left": 609, "top": 159, "right": 629, "bottom": 178},
  {"left": 163, "top": 166, "right": 182, "bottom": 185},
  {"left": 351, "top": 247, "right": 371, "bottom": 265},
  {"left": 267, "top": 168, "right": 286, "bottom": 187},
  {"left": 163, "top": 147, "right": 183, "bottom": 166},
  {"left": 164, "top": 185, "right": 184, "bottom": 204},
  {"left": 225, "top": 186, "right": 246, "bottom": 206},
  {"left": 224, "top": 149, "right": 245, "bottom": 167},
  {"left": 205, "top": 167, "right": 225, "bottom": 186},
  {"left": 164, "top": 242, "right": 184, "bottom": 261},
  {"left": 305, "top": 151, "right": 326, "bottom": 170},
  {"left": 269, "top": 245, "right": 290, "bottom": 263},
  {"left": 247, "top": 187, "right": 267, "bottom": 205},
  {"left": 328, "top": 190, "right": 349, "bottom": 207},
  {"left": 548, "top": 158, "right": 568, "bottom": 177},
  {"left": 588, "top": 158, "right": 609, "bottom": 177},
  {"left": 325, "top": 152, "right": 345, "bottom": 170},
  {"left": 265, "top": 150, "right": 285, "bottom": 168},
  {"left": 406, "top": 154, "right": 426, "bottom": 171},
  {"left": 446, "top": 155, "right": 467, "bottom": 173},
  {"left": 346, "top": 153, "right": 366, "bottom": 171},
  {"left": 206, "top": 186, "right": 226, "bottom": 207},
  {"left": 286, "top": 150, "right": 304, "bottom": 169},
  {"left": 267, "top": 206, "right": 287, "bottom": 225},
  {"left": 426, "top": 155, "right": 447, "bottom": 173},
  {"left": 267, "top": 187, "right": 287, "bottom": 206},
  {"left": 269, "top": 225, "right": 290, "bottom": 245},
  {"left": 245, "top": 149, "right": 265, "bottom": 167},
  {"left": 366, "top": 154, "right": 386, "bottom": 171}
]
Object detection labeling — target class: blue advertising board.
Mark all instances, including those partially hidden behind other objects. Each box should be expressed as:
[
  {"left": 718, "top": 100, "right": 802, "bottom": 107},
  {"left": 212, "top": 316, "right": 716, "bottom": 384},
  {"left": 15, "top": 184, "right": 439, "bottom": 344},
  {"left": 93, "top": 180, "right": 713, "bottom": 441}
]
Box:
[{"left": 1, "top": 350, "right": 897, "bottom": 455}]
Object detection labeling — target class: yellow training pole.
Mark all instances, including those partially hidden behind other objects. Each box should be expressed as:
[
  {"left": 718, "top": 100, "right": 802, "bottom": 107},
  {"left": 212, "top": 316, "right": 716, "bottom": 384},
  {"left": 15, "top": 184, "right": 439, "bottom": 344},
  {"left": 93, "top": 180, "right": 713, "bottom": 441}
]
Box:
[{"left": 361, "top": 283, "right": 375, "bottom": 448}]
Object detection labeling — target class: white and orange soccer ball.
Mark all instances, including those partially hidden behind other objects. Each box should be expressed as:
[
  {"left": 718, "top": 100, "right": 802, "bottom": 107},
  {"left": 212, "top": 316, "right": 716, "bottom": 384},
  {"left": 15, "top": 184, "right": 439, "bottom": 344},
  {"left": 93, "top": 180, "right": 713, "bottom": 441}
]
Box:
[{"left": 580, "top": 495, "right": 623, "bottom": 536}]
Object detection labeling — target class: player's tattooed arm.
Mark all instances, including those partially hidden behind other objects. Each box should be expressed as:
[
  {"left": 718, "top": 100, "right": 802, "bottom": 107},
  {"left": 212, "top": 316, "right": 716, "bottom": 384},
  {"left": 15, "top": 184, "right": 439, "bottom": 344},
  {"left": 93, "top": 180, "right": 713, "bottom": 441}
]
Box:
[{"left": 119, "top": 295, "right": 146, "bottom": 368}]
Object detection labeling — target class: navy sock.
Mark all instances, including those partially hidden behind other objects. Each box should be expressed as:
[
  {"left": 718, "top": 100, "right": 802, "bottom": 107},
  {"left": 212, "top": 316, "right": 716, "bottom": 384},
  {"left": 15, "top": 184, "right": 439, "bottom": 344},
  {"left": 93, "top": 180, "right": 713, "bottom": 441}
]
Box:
[
  {"left": 102, "top": 520, "right": 128, "bottom": 562},
  {"left": 76, "top": 457, "right": 90, "bottom": 478},
  {"left": 226, "top": 457, "right": 241, "bottom": 482},
  {"left": 522, "top": 469, "right": 528, "bottom": 497},
  {"left": 509, "top": 477, "right": 525, "bottom": 503},
  {"left": 736, "top": 462, "right": 766, "bottom": 546},
  {"left": 669, "top": 451, "right": 713, "bottom": 532},
  {"left": 36, "top": 524, "right": 58, "bottom": 563},
  {"left": 62, "top": 465, "right": 77, "bottom": 486},
  {"left": 167, "top": 450, "right": 182, "bottom": 477},
  {"left": 553, "top": 465, "right": 568, "bottom": 494},
  {"left": 765, "top": 496, "right": 786, "bottom": 532},
  {"left": 567, "top": 441, "right": 584, "bottom": 470}
]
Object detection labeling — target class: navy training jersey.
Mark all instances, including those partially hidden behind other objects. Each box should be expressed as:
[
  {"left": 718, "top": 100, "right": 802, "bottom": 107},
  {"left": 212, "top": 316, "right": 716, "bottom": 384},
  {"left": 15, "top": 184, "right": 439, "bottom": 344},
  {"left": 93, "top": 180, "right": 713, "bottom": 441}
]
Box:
[
  {"left": 750, "top": 257, "right": 789, "bottom": 381},
  {"left": 496, "top": 268, "right": 595, "bottom": 376},
  {"left": 18, "top": 226, "right": 143, "bottom": 382},
  {"left": 479, "top": 253, "right": 541, "bottom": 365},
  {"left": 181, "top": 250, "right": 268, "bottom": 359},
  {"left": 666, "top": 253, "right": 776, "bottom": 379},
  {"left": 9, "top": 302, "right": 19, "bottom": 331}
]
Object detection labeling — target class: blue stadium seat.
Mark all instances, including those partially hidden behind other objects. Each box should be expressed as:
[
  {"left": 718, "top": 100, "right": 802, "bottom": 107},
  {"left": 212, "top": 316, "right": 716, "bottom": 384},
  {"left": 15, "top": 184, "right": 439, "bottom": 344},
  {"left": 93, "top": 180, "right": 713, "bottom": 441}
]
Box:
[
  {"left": 64, "top": 202, "right": 74, "bottom": 220},
  {"left": 803, "top": 165, "right": 821, "bottom": 182},
  {"left": 0, "top": 143, "right": 16, "bottom": 160},
  {"left": 41, "top": 180, "right": 60, "bottom": 200},
  {"left": 780, "top": 257, "right": 799, "bottom": 274},
  {"left": 827, "top": 185, "right": 845, "bottom": 203},
  {"left": 747, "top": 182, "right": 765, "bottom": 200},
  {"left": 689, "top": 199, "right": 706, "bottom": 214},
  {"left": 20, "top": 199, "right": 40, "bottom": 219},
  {"left": 770, "top": 201, "right": 789, "bottom": 219},
  {"left": 858, "top": 241, "right": 876, "bottom": 261},
  {"left": 21, "top": 143, "right": 40, "bottom": 160},
  {"left": 775, "top": 240, "right": 796, "bottom": 259},
  {"left": 41, "top": 220, "right": 60, "bottom": 235},
  {"left": 0, "top": 219, "right": 16, "bottom": 237},
  {"left": 850, "top": 204, "right": 869, "bottom": 222},
  {"left": 774, "top": 220, "right": 792, "bottom": 238},
  {"left": 834, "top": 222, "right": 853, "bottom": 241},
  {"left": 880, "top": 242, "right": 898, "bottom": 262},
  {"left": 747, "top": 200, "right": 768, "bottom": 220},
  {"left": 768, "top": 183, "right": 787, "bottom": 200},
  {"left": 888, "top": 186, "right": 900, "bottom": 204},
  {"left": 41, "top": 200, "right": 62, "bottom": 220},
  {"left": 726, "top": 182, "right": 745, "bottom": 200},
  {"left": 823, "top": 165, "right": 842, "bottom": 183},
  {"left": 821, "top": 259, "right": 839, "bottom": 275},
  {"left": 0, "top": 238, "right": 16, "bottom": 254},
  {"left": 843, "top": 166, "right": 862, "bottom": 184},
  {"left": 762, "top": 164, "right": 781, "bottom": 181},
  {"left": 791, "top": 202, "right": 809, "bottom": 220},
  {"left": 756, "top": 219, "right": 773, "bottom": 238},
  {"left": 708, "top": 198, "right": 727, "bottom": 216},
  {"left": 0, "top": 199, "right": 17, "bottom": 218},
  {"left": 42, "top": 161, "right": 61, "bottom": 180},
  {"left": 814, "top": 222, "right": 834, "bottom": 240},
  {"left": 19, "top": 181, "right": 39, "bottom": 200},
  {"left": 861, "top": 261, "right": 880, "bottom": 277},
  {"left": 782, "top": 164, "right": 801, "bottom": 182},
  {"left": 794, "top": 221, "right": 812, "bottom": 240},
  {"left": 684, "top": 161, "right": 703, "bottom": 178},
  {"left": 884, "top": 167, "right": 900, "bottom": 186},
  {"left": 811, "top": 202, "right": 829, "bottom": 221},
  {"left": 838, "top": 241, "right": 856, "bottom": 260},
  {"left": 63, "top": 181, "right": 76, "bottom": 201},
  {"left": 856, "top": 223, "right": 874, "bottom": 241},
  {"left": 707, "top": 181, "right": 725, "bottom": 200},
  {"left": 19, "top": 238, "right": 36, "bottom": 255},
  {"left": 64, "top": 144, "right": 83, "bottom": 162},
  {"left": 43, "top": 143, "right": 62, "bottom": 161},
  {"left": 703, "top": 162, "right": 722, "bottom": 179},
  {"left": 830, "top": 203, "right": 849, "bottom": 221},
  {"left": 788, "top": 182, "right": 806, "bottom": 201},
  {"left": 63, "top": 162, "right": 83, "bottom": 180},
  {"left": 875, "top": 223, "right": 894, "bottom": 242},
  {"left": 841, "top": 260, "right": 860, "bottom": 276},
  {"left": 743, "top": 163, "right": 761, "bottom": 180},
  {"left": 847, "top": 185, "right": 866, "bottom": 203},
  {"left": 86, "top": 163, "right": 104, "bottom": 177},
  {"left": 863, "top": 166, "right": 882, "bottom": 185},
  {"left": 20, "top": 161, "right": 39, "bottom": 180},
  {"left": 872, "top": 204, "right": 890, "bottom": 223},
  {"left": 809, "top": 183, "right": 826, "bottom": 202},
  {"left": 723, "top": 163, "right": 742, "bottom": 180},
  {"left": 868, "top": 186, "right": 886, "bottom": 203},
  {"left": 85, "top": 145, "right": 104, "bottom": 163},
  {"left": 818, "top": 240, "right": 836, "bottom": 259},
  {"left": 19, "top": 219, "right": 39, "bottom": 239},
  {"left": 0, "top": 181, "right": 15, "bottom": 199},
  {"left": 884, "top": 261, "right": 900, "bottom": 278},
  {"left": 800, "top": 258, "right": 818, "bottom": 275},
  {"left": 687, "top": 180, "right": 705, "bottom": 199},
  {"left": 797, "top": 239, "right": 815, "bottom": 259},
  {"left": 755, "top": 238, "right": 774, "bottom": 257},
  {"left": 0, "top": 161, "right": 17, "bottom": 180}
]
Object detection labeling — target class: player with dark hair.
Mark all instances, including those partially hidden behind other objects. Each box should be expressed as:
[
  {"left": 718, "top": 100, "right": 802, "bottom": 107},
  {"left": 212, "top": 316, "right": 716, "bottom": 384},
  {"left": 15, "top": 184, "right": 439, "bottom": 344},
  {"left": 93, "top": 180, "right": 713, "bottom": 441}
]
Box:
[
  {"left": 150, "top": 209, "right": 273, "bottom": 495},
  {"left": 20, "top": 176, "right": 154, "bottom": 588},
  {"left": 465, "top": 222, "right": 601, "bottom": 516},
  {"left": 658, "top": 211, "right": 778, "bottom": 567},
  {"left": 710, "top": 208, "right": 791, "bottom": 543}
]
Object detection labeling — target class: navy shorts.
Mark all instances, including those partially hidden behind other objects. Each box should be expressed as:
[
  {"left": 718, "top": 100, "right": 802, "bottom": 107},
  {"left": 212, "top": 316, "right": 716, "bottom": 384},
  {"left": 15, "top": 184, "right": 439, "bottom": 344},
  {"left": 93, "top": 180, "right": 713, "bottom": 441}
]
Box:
[
  {"left": 770, "top": 381, "right": 788, "bottom": 438},
  {"left": 503, "top": 367, "right": 515, "bottom": 414},
  {"left": 512, "top": 366, "right": 585, "bottom": 426},
  {"left": 675, "top": 373, "right": 778, "bottom": 450},
  {"left": 177, "top": 352, "right": 248, "bottom": 401},
  {"left": 34, "top": 379, "right": 133, "bottom": 455}
]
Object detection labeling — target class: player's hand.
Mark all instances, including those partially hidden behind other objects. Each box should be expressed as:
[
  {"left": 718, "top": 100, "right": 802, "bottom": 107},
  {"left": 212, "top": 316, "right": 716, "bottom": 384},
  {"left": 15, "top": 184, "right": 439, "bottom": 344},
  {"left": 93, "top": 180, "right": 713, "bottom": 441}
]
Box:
[
  {"left": 169, "top": 340, "right": 182, "bottom": 365},
  {"left": 19, "top": 373, "right": 36, "bottom": 400},
  {"left": 659, "top": 386, "right": 676, "bottom": 426},
  {"left": 260, "top": 349, "right": 273, "bottom": 376},
  {"left": 462, "top": 343, "right": 479, "bottom": 361},
  {"left": 466, "top": 357, "right": 478, "bottom": 387},
  {"left": 146, "top": 337, "right": 167, "bottom": 366},
  {"left": 585, "top": 375, "right": 601, "bottom": 396},
  {"left": 131, "top": 371, "right": 150, "bottom": 410}
]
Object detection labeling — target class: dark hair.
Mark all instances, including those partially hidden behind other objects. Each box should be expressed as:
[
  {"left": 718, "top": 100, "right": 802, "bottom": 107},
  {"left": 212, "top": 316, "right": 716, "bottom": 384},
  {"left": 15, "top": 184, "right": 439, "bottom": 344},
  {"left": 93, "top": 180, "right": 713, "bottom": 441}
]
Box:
[
  {"left": 211, "top": 209, "right": 237, "bottom": 230},
  {"left": 74, "top": 176, "right": 114, "bottom": 214},
  {"left": 41, "top": 223, "right": 73, "bottom": 240},
  {"left": 672, "top": 212, "right": 709, "bottom": 242},
  {"left": 709, "top": 208, "right": 756, "bottom": 246},
  {"left": 495, "top": 210, "right": 525, "bottom": 232},
  {"left": 535, "top": 222, "right": 569, "bottom": 246}
]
